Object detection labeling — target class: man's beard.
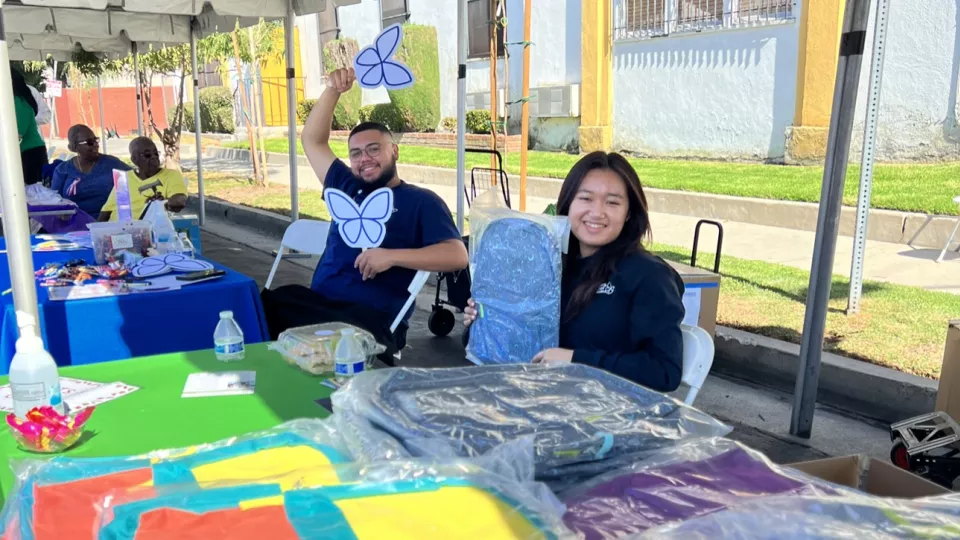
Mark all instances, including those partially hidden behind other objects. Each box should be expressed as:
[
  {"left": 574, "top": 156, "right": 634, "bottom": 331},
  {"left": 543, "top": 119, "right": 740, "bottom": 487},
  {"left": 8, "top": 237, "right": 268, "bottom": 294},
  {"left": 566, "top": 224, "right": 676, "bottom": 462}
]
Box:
[{"left": 355, "top": 161, "right": 397, "bottom": 192}]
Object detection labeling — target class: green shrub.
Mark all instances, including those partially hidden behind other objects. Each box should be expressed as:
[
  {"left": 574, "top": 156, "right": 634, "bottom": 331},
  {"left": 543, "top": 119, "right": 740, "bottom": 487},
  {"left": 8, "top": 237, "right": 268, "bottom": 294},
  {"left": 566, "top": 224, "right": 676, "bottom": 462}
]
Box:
[
  {"left": 376, "top": 23, "right": 440, "bottom": 132},
  {"left": 297, "top": 99, "right": 316, "bottom": 124},
  {"left": 439, "top": 116, "right": 457, "bottom": 132},
  {"left": 359, "top": 105, "right": 374, "bottom": 123},
  {"left": 175, "top": 87, "right": 235, "bottom": 134},
  {"left": 465, "top": 110, "right": 491, "bottom": 134},
  {"left": 369, "top": 104, "right": 405, "bottom": 133}
]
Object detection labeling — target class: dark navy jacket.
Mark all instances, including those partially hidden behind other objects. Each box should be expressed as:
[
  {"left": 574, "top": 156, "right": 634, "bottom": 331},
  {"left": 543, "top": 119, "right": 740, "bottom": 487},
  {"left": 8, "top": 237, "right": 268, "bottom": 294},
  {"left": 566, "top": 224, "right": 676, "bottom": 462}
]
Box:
[{"left": 562, "top": 250, "right": 685, "bottom": 392}]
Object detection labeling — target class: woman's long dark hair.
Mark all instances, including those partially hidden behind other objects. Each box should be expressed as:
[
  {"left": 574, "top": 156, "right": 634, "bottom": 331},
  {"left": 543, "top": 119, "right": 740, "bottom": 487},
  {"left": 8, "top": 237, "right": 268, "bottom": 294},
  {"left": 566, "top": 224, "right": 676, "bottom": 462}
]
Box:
[
  {"left": 10, "top": 67, "right": 38, "bottom": 115},
  {"left": 558, "top": 151, "right": 651, "bottom": 320}
]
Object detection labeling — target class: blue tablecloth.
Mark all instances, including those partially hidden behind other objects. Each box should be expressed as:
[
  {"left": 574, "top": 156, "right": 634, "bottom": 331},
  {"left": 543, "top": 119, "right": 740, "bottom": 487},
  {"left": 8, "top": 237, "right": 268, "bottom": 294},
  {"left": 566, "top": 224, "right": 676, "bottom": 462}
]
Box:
[{"left": 0, "top": 238, "right": 269, "bottom": 374}]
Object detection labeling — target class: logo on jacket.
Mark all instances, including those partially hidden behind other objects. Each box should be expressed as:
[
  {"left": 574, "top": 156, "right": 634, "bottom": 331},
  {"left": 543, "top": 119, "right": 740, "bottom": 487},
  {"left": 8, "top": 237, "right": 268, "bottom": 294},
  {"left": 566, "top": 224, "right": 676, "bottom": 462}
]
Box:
[{"left": 597, "top": 282, "right": 615, "bottom": 295}]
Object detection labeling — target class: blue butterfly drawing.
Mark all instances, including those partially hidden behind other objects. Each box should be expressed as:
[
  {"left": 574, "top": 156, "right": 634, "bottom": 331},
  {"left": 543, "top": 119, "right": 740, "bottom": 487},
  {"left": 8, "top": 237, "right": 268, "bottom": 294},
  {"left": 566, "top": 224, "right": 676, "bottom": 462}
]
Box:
[
  {"left": 324, "top": 187, "right": 394, "bottom": 249},
  {"left": 353, "top": 23, "right": 415, "bottom": 90}
]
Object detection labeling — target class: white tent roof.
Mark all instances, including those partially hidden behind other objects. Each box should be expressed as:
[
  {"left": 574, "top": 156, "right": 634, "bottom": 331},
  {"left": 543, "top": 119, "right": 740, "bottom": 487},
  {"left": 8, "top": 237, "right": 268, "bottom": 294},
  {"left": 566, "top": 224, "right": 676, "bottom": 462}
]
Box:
[{"left": 1, "top": 0, "right": 353, "bottom": 60}]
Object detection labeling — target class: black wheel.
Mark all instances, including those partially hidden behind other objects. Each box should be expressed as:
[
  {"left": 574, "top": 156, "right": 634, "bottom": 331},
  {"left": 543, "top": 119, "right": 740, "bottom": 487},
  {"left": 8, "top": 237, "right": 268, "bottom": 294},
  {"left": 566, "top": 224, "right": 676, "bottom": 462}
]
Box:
[
  {"left": 890, "top": 438, "right": 911, "bottom": 470},
  {"left": 428, "top": 308, "right": 455, "bottom": 337}
]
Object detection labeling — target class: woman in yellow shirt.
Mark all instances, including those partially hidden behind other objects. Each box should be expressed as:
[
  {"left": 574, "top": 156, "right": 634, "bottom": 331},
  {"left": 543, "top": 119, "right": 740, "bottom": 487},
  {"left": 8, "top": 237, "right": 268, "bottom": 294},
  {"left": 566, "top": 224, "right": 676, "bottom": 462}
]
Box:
[{"left": 98, "top": 137, "right": 187, "bottom": 222}]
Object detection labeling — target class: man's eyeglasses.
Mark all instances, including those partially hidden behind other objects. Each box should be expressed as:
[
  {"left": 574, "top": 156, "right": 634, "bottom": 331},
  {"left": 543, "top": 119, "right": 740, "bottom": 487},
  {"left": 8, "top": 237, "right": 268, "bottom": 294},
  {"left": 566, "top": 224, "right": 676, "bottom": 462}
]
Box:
[
  {"left": 137, "top": 150, "right": 160, "bottom": 159},
  {"left": 348, "top": 143, "right": 382, "bottom": 161},
  {"left": 76, "top": 138, "right": 99, "bottom": 147}
]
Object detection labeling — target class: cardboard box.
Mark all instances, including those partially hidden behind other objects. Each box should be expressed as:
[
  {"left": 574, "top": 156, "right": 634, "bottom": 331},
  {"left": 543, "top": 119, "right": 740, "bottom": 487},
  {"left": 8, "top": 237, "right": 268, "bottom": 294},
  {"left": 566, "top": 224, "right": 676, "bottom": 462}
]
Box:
[
  {"left": 936, "top": 320, "right": 960, "bottom": 421},
  {"left": 668, "top": 261, "right": 721, "bottom": 336},
  {"left": 790, "top": 455, "right": 950, "bottom": 498}
]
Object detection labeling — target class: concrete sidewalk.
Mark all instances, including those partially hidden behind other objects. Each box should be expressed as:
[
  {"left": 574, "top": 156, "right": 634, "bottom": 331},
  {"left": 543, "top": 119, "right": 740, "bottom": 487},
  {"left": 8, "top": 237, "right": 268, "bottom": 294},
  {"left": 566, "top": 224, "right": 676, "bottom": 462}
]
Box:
[{"left": 201, "top": 153, "right": 960, "bottom": 295}]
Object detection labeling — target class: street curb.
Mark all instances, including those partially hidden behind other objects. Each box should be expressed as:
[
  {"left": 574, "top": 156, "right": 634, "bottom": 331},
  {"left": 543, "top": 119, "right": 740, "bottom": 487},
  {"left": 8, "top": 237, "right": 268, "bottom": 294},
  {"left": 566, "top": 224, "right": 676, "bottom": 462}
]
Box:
[
  {"left": 714, "top": 327, "right": 937, "bottom": 425},
  {"left": 189, "top": 194, "right": 937, "bottom": 425},
  {"left": 206, "top": 147, "right": 958, "bottom": 249}
]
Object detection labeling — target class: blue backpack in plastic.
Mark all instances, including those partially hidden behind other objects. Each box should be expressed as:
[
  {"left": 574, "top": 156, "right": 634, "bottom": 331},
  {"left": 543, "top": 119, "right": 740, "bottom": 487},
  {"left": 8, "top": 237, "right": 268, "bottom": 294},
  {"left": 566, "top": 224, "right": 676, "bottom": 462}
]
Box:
[{"left": 467, "top": 215, "right": 564, "bottom": 364}]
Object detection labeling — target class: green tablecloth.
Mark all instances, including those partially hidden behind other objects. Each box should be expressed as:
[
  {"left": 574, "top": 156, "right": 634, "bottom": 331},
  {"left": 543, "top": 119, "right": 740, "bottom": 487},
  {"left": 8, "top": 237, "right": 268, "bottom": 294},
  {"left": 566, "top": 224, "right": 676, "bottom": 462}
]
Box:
[{"left": 0, "top": 343, "right": 333, "bottom": 504}]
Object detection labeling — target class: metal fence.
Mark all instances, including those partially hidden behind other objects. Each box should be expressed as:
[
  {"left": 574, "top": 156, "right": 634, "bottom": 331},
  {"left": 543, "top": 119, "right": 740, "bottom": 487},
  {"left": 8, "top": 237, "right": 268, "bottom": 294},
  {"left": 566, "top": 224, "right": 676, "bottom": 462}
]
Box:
[{"left": 613, "top": 0, "right": 795, "bottom": 41}]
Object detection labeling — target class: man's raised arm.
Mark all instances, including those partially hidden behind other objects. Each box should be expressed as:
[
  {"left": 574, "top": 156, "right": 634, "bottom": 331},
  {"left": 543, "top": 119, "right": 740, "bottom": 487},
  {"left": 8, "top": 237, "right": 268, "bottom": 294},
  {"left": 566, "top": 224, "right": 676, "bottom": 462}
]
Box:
[{"left": 301, "top": 68, "right": 355, "bottom": 184}]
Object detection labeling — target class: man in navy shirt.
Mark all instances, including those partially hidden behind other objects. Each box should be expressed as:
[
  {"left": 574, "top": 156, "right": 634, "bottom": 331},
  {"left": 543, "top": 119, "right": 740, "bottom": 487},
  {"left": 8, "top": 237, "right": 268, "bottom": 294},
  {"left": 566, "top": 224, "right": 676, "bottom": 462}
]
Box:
[{"left": 261, "top": 67, "right": 468, "bottom": 363}]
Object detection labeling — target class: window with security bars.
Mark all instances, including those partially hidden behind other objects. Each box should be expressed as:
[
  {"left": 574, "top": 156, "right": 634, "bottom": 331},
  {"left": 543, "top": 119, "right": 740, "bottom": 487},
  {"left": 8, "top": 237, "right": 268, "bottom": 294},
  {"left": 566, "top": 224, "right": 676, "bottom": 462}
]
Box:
[
  {"left": 614, "top": 0, "right": 794, "bottom": 41},
  {"left": 381, "top": 0, "right": 410, "bottom": 29}
]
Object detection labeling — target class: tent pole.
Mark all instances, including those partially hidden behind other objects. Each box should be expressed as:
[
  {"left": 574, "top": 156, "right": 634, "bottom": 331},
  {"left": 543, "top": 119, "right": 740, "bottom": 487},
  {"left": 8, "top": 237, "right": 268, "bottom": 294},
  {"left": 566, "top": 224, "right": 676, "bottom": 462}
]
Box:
[
  {"left": 132, "top": 42, "right": 143, "bottom": 136},
  {"left": 285, "top": 0, "right": 299, "bottom": 222},
  {"left": 0, "top": 9, "right": 40, "bottom": 338},
  {"left": 97, "top": 75, "right": 107, "bottom": 155},
  {"left": 455, "top": 0, "right": 467, "bottom": 234},
  {"left": 190, "top": 18, "right": 205, "bottom": 226},
  {"left": 790, "top": 0, "right": 871, "bottom": 438}
]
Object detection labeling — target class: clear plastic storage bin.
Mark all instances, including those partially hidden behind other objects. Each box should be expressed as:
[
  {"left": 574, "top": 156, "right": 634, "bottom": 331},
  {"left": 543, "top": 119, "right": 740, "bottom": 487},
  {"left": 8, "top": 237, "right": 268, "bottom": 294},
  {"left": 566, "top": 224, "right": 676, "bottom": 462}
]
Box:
[
  {"left": 87, "top": 221, "right": 154, "bottom": 264},
  {"left": 269, "top": 323, "right": 386, "bottom": 375}
]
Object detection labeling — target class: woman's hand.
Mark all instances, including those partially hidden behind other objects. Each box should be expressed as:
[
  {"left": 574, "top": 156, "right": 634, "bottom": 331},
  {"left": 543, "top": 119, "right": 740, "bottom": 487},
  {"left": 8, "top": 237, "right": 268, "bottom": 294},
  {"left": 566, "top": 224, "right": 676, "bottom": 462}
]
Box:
[
  {"left": 463, "top": 298, "right": 477, "bottom": 328},
  {"left": 532, "top": 348, "right": 574, "bottom": 365}
]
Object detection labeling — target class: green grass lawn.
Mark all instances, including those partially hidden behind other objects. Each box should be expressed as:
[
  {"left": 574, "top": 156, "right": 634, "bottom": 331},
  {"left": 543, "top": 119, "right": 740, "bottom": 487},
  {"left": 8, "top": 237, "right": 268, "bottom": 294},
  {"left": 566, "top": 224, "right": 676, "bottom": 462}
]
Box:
[
  {"left": 189, "top": 171, "right": 954, "bottom": 379},
  {"left": 224, "top": 137, "right": 960, "bottom": 215}
]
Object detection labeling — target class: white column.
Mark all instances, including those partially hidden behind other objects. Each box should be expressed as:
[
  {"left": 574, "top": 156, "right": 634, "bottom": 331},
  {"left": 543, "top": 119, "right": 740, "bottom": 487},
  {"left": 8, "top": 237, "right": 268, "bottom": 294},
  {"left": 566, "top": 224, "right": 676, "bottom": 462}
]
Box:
[
  {"left": 190, "top": 19, "right": 205, "bottom": 225},
  {"left": 0, "top": 10, "right": 40, "bottom": 337},
  {"left": 285, "top": 1, "right": 300, "bottom": 221}
]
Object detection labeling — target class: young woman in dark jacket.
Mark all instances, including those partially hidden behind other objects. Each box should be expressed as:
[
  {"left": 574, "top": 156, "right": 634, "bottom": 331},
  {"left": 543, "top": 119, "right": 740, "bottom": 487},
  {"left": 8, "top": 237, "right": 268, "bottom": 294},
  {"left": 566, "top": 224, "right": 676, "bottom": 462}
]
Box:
[{"left": 464, "top": 151, "right": 685, "bottom": 392}]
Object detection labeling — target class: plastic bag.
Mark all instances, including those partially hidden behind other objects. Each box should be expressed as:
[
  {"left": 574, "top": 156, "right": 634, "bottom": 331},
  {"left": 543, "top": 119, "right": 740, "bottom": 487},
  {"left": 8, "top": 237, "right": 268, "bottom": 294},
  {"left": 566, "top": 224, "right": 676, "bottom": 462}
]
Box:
[
  {"left": 0, "top": 418, "right": 399, "bottom": 540},
  {"left": 559, "top": 437, "right": 853, "bottom": 539},
  {"left": 24, "top": 183, "right": 95, "bottom": 234},
  {"left": 142, "top": 199, "right": 178, "bottom": 249},
  {"left": 331, "top": 364, "right": 731, "bottom": 486},
  {"left": 90, "top": 449, "right": 570, "bottom": 540},
  {"left": 466, "top": 204, "right": 570, "bottom": 364},
  {"left": 269, "top": 322, "right": 387, "bottom": 375},
  {"left": 640, "top": 494, "right": 960, "bottom": 539}
]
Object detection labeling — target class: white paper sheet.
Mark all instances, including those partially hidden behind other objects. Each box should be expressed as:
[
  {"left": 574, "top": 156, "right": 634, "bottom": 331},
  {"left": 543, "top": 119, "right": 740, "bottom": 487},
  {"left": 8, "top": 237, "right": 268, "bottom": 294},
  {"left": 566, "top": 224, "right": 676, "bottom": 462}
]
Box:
[
  {"left": 0, "top": 378, "right": 138, "bottom": 412},
  {"left": 182, "top": 371, "right": 256, "bottom": 398},
  {"left": 682, "top": 287, "right": 702, "bottom": 327}
]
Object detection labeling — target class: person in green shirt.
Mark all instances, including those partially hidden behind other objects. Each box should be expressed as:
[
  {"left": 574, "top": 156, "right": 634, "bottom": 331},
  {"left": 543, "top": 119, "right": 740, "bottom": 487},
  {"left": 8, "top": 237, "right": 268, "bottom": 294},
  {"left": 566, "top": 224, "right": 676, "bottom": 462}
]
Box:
[{"left": 11, "top": 67, "right": 47, "bottom": 185}]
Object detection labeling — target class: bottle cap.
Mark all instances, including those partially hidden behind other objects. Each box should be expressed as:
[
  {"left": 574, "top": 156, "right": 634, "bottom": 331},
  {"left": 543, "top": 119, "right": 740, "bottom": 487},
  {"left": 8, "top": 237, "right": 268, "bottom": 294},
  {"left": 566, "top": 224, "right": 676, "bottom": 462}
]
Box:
[
  {"left": 15, "top": 335, "right": 45, "bottom": 355},
  {"left": 220, "top": 311, "right": 234, "bottom": 319}
]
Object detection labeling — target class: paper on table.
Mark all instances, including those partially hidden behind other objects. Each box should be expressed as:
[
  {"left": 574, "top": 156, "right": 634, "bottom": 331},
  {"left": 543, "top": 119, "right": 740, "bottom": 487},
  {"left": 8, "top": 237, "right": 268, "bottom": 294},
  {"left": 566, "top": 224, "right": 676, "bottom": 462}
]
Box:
[
  {"left": 682, "top": 287, "right": 702, "bottom": 327},
  {"left": 182, "top": 371, "right": 256, "bottom": 398},
  {"left": 0, "top": 378, "right": 137, "bottom": 412},
  {"left": 65, "top": 381, "right": 139, "bottom": 412}
]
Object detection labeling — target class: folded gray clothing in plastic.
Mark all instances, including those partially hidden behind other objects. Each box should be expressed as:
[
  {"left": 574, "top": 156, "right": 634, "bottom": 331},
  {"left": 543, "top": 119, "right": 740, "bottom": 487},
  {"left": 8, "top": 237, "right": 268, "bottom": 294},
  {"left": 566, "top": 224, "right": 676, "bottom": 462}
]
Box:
[{"left": 331, "top": 364, "right": 730, "bottom": 476}]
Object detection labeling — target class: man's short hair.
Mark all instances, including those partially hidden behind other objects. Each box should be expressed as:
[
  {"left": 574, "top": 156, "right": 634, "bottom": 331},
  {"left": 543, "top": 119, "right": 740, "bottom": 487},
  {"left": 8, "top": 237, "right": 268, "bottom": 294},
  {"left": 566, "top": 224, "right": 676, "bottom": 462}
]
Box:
[
  {"left": 349, "top": 122, "right": 393, "bottom": 142},
  {"left": 129, "top": 136, "right": 157, "bottom": 155}
]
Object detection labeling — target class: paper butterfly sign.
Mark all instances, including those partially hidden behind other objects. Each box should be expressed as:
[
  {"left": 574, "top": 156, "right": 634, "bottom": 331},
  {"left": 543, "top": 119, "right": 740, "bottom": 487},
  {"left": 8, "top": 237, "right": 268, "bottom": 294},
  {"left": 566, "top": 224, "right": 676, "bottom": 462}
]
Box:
[
  {"left": 130, "top": 253, "right": 214, "bottom": 278},
  {"left": 353, "top": 23, "right": 415, "bottom": 90},
  {"left": 324, "top": 188, "right": 394, "bottom": 249}
]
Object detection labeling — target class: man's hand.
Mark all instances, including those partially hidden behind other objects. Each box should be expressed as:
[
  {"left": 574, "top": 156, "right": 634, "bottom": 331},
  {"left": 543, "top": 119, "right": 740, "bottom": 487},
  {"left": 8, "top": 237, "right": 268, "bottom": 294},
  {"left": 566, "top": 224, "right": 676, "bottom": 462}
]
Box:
[
  {"left": 355, "top": 248, "right": 395, "bottom": 281},
  {"left": 164, "top": 194, "right": 187, "bottom": 213},
  {"left": 326, "top": 68, "right": 356, "bottom": 94}
]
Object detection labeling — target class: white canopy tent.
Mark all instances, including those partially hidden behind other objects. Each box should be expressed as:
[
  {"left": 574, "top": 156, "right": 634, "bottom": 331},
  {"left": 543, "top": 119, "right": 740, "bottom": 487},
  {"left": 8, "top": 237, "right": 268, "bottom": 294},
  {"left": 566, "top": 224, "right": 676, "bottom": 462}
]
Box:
[{"left": 0, "top": 0, "right": 470, "bottom": 342}]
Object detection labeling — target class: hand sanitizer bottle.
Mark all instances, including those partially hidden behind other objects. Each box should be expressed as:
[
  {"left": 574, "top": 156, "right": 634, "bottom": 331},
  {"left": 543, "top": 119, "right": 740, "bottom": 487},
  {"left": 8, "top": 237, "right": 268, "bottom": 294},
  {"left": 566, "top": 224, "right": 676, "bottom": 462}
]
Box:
[{"left": 9, "top": 331, "right": 63, "bottom": 418}]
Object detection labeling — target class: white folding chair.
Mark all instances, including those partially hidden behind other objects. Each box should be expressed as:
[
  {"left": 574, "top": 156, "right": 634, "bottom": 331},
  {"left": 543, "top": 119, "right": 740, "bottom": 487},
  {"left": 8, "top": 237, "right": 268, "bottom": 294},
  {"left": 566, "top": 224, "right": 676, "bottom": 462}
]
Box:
[
  {"left": 264, "top": 219, "right": 330, "bottom": 289},
  {"left": 937, "top": 196, "right": 960, "bottom": 263},
  {"left": 680, "top": 324, "right": 715, "bottom": 405}
]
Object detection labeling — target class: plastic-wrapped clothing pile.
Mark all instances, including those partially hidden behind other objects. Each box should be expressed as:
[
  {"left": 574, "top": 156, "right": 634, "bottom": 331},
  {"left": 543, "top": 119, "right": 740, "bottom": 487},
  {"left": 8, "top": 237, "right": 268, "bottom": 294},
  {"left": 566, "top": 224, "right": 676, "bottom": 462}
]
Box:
[
  {"left": 331, "top": 364, "right": 731, "bottom": 488},
  {"left": 559, "top": 438, "right": 846, "bottom": 539},
  {"left": 466, "top": 206, "right": 570, "bottom": 365},
  {"left": 5, "top": 362, "right": 960, "bottom": 539},
  {"left": 0, "top": 416, "right": 567, "bottom": 540},
  {"left": 642, "top": 494, "right": 960, "bottom": 539}
]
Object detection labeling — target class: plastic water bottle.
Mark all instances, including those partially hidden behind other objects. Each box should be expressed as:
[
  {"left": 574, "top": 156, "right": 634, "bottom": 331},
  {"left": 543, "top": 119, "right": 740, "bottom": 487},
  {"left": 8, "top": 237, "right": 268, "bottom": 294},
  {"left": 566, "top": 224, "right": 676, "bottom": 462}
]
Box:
[
  {"left": 9, "top": 334, "right": 64, "bottom": 418},
  {"left": 214, "top": 311, "right": 245, "bottom": 361},
  {"left": 334, "top": 329, "right": 366, "bottom": 378},
  {"left": 178, "top": 232, "right": 195, "bottom": 258}
]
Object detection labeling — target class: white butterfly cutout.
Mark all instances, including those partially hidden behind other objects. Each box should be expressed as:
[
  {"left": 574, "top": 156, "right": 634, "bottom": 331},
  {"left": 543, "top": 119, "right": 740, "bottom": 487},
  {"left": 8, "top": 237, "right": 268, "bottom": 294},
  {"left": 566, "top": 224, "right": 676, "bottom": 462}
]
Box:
[
  {"left": 130, "top": 253, "right": 214, "bottom": 278},
  {"left": 353, "top": 24, "right": 415, "bottom": 90},
  {"left": 324, "top": 188, "right": 394, "bottom": 249}
]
